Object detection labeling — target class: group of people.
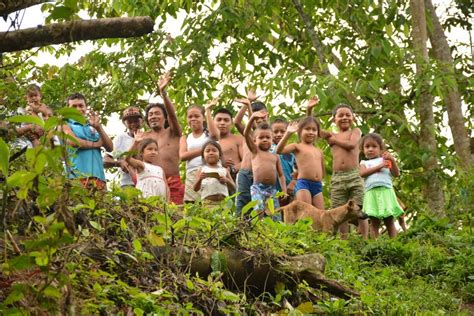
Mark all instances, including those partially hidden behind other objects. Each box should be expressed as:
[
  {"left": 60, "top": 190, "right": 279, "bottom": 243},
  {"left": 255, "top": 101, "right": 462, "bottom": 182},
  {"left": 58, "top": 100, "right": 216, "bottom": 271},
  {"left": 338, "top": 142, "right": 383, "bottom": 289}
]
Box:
[{"left": 9, "top": 75, "right": 406, "bottom": 239}]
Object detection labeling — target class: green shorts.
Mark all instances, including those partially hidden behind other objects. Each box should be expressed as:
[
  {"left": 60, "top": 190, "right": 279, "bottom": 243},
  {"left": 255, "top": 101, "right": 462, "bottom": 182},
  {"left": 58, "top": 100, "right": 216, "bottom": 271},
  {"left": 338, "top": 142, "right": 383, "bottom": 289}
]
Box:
[{"left": 330, "top": 168, "right": 364, "bottom": 207}]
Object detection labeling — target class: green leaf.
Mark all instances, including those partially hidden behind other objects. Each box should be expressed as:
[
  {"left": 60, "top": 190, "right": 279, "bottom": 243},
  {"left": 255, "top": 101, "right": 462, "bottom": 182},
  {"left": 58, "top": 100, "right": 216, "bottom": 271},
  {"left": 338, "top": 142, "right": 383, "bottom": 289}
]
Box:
[
  {"left": 44, "top": 117, "right": 60, "bottom": 131},
  {"left": 267, "top": 198, "right": 275, "bottom": 215},
  {"left": 43, "top": 285, "right": 61, "bottom": 298},
  {"left": 7, "top": 115, "right": 44, "bottom": 128},
  {"left": 7, "top": 170, "right": 37, "bottom": 187},
  {"left": 147, "top": 232, "right": 165, "bottom": 247},
  {"left": 297, "top": 301, "right": 314, "bottom": 313},
  {"left": 4, "top": 288, "right": 25, "bottom": 305},
  {"left": 49, "top": 6, "right": 74, "bottom": 20},
  {"left": 211, "top": 251, "right": 227, "bottom": 272},
  {"left": 57, "top": 107, "right": 86, "bottom": 124},
  {"left": 241, "top": 200, "right": 258, "bottom": 216},
  {"left": 0, "top": 138, "right": 9, "bottom": 176},
  {"left": 133, "top": 239, "right": 142, "bottom": 252},
  {"left": 186, "top": 279, "right": 195, "bottom": 290},
  {"left": 120, "top": 217, "right": 127, "bottom": 231}
]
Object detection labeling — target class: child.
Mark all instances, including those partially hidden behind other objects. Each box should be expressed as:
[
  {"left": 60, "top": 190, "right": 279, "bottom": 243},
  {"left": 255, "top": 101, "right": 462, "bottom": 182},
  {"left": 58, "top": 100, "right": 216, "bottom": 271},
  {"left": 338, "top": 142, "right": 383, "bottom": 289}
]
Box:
[
  {"left": 276, "top": 116, "right": 325, "bottom": 209},
  {"left": 193, "top": 140, "right": 235, "bottom": 206},
  {"left": 318, "top": 102, "right": 368, "bottom": 239},
  {"left": 126, "top": 137, "right": 169, "bottom": 200},
  {"left": 104, "top": 107, "right": 143, "bottom": 188},
  {"left": 179, "top": 100, "right": 219, "bottom": 203},
  {"left": 270, "top": 118, "right": 297, "bottom": 205},
  {"left": 359, "top": 133, "right": 404, "bottom": 238},
  {"left": 244, "top": 112, "right": 286, "bottom": 219}
]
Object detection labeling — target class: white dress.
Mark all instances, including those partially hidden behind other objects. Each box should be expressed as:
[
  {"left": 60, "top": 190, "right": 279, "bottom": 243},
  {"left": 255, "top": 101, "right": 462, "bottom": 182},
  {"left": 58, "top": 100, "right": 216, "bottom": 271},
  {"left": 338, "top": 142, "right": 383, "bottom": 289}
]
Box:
[
  {"left": 136, "top": 162, "right": 167, "bottom": 199},
  {"left": 200, "top": 165, "right": 229, "bottom": 200}
]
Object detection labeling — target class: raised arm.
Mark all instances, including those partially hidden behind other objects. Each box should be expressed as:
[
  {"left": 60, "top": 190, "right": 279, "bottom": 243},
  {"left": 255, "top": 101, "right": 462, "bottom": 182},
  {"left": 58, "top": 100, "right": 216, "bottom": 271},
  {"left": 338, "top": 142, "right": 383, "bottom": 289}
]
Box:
[
  {"left": 243, "top": 114, "right": 259, "bottom": 154},
  {"left": 234, "top": 89, "right": 257, "bottom": 134},
  {"left": 275, "top": 121, "right": 298, "bottom": 154},
  {"left": 89, "top": 112, "right": 113, "bottom": 152},
  {"left": 205, "top": 98, "right": 220, "bottom": 141},
  {"left": 327, "top": 128, "right": 361, "bottom": 150},
  {"left": 306, "top": 96, "right": 319, "bottom": 116},
  {"left": 158, "top": 72, "right": 182, "bottom": 137}
]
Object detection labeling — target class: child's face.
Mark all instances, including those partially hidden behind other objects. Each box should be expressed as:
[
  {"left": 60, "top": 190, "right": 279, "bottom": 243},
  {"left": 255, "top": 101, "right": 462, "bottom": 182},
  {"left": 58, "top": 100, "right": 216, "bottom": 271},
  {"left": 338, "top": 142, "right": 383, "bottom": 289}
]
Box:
[
  {"left": 142, "top": 142, "right": 159, "bottom": 162},
  {"left": 187, "top": 108, "right": 205, "bottom": 131},
  {"left": 26, "top": 92, "right": 41, "bottom": 109},
  {"left": 333, "top": 107, "right": 354, "bottom": 131},
  {"left": 255, "top": 129, "right": 272, "bottom": 151},
  {"left": 271, "top": 122, "right": 287, "bottom": 144},
  {"left": 124, "top": 117, "right": 142, "bottom": 132},
  {"left": 214, "top": 113, "right": 232, "bottom": 135},
  {"left": 363, "top": 138, "right": 381, "bottom": 159},
  {"left": 43, "top": 109, "right": 53, "bottom": 120},
  {"left": 299, "top": 122, "right": 318, "bottom": 144},
  {"left": 68, "top": 98, "right": 87, "bottom": 115},
  {"left": 203, "top": 144, "right": 220, "bottom": 165}
]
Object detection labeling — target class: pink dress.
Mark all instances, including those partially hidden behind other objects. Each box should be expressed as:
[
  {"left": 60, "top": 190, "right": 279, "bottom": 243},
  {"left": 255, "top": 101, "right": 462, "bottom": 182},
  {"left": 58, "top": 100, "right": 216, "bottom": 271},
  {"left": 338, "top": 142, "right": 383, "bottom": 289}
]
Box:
[{"left": 136, "top": 162, "right": 167, "bottom": 200}]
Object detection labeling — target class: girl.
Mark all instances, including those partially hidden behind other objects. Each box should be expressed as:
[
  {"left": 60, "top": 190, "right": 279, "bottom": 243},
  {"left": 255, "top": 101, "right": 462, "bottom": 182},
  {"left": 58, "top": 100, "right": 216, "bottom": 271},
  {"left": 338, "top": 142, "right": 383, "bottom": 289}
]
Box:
[
  {"left": 276, "top": 116, "right": 325, "bottom": 209},
  {"left": 179, "top": 100, "right": 219, "bottom": 203},
  {"left": 126, "top": 137, "right": 169, "bottom": 200},
  {"left": 359, "top": 133, "right": 404, "bottom": 239},
  {"left": 193, "top": 141, "right": 235, "bottom": 205}
]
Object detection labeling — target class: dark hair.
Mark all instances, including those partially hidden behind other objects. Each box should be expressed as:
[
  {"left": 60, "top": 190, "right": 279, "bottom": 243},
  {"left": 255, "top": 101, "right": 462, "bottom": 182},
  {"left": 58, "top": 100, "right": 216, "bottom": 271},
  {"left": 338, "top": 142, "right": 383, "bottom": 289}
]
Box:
[
  {"left": 201, "top": 140, "right": 223, "bottom": 161},
  {"left": 145, "top": 103, "right": 169, "bottom": 129},
  {"left": 360, "top": 133, "right": 385, "bottom": 151},
  {"left": 271, "top": 117, "right": 288, "bottom": 127},
  {"left": 332, "top": 103, "right": 354, "bottom": 116},
  {"left": 67, "top": 92, "right": 87, "bottom": 104},
  {"left": 251, "top": 101, "right": 267, "bottom": 112},
  {"left": 298, "top": 116, "right": 320, "bottom": 137},
  {"left": 138, "top": 138, "right": 158, "bottom": 154},
  {"left": 214, "top": 107, "right": 233, "bottom": 119},
  {"left": 26, "top": 84, "right": 41, "bottom": 95},
  {"left": 255, "top": 122, "right": 271, "bottom": 132}
]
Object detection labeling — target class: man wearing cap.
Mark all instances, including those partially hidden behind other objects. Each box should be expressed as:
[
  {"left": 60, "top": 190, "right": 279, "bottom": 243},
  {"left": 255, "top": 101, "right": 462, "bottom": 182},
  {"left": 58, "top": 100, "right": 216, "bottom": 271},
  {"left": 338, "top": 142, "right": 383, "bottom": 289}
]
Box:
[
  {"left": 104, "top": 106, "right": 143, "bottom": 188},
  {"left": 143, "top": 72, "right": 185, "bottom": 204}
]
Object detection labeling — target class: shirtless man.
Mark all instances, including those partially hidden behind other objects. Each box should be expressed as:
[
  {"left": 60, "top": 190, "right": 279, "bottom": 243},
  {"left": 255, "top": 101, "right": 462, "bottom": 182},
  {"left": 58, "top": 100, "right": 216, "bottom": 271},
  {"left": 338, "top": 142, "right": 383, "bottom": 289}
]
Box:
[
  {"left": 317, "top": 103, "right": 368, "bottom": 239},
  {"left": 244, "top": 112, "right": 286, "bottom": 219},
  {"left": 143, "top": 72, "right": 184, "bottom": 204},
  {"left": 213, "top": 108, "right": 243, "bottom": 180},
  {"left": 234, "top": 90, "right": 269, "bottom": 215}
]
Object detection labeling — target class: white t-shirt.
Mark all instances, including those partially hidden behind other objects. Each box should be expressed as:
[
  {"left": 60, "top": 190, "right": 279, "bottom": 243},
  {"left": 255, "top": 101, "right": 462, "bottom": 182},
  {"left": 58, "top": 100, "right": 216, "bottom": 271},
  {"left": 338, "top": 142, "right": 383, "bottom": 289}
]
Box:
[
  {"left": 137, "top": 162, "right": 167, "bottom": 199},
  {"left": 360, "top": 157, "right": 393, "bottom": 191},
  {"left": 113, "top": 132, "right": 135, "bottom": 187},
  {"left": 200, "top": 165, "right": 229, "bottom": 199},
  {"left": 185, "top": 132, "right": 210, "bottom": 172}
]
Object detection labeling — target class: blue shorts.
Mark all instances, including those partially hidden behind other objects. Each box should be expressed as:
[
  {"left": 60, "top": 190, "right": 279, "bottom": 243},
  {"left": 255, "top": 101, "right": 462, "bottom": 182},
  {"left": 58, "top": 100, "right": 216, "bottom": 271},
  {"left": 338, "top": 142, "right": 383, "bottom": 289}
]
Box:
[
  {"left": 295, "top": 179, "right": 323, "bottom": 197},
  {"left": 250, "top": 183, "right": 281, "bottom": 221}
]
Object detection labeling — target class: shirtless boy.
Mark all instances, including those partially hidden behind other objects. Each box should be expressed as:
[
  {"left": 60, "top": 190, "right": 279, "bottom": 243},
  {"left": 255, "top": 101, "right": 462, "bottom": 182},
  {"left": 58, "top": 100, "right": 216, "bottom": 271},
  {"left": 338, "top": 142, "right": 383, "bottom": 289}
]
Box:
[
  {"left": 244, "top": 112, "right": 286, "bottom": 219},
  {"left": 142, "top": 72, "right": 184, "bottom": 204},
  {"left": 213, "top": 108, "right": 243, "bottom": 180},
  {"left": 234, "top": 90, "right": 269, "bottom": 214},
  {"left": 317, "top": 103, "right": 368, "bottom": 239}
]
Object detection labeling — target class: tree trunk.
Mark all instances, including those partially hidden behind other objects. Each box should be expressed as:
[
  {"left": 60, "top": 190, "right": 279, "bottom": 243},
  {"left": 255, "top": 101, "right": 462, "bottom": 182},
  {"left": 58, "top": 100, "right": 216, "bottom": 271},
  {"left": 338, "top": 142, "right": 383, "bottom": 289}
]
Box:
[
  {"left": 0, "top": 0, "right": 49, "bottom": 17},
  {"left": 410, "top": 0, "right": 445, "bottom": 216},
  {"left": 0, "top": 16, "right": 154, "bottom": 53},
  {"left": 424, "top": 0, "right": 473, "bottom": 171}
]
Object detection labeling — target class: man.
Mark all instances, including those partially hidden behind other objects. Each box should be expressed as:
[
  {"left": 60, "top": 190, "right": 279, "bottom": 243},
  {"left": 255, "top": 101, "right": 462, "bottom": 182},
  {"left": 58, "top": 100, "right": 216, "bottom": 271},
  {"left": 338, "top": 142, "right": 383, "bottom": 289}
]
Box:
[
  {"left": 61, "top": 93, "right": 113, "bottom": 190},
  {"left": 142, "top": 73, "right": 184, "bottom": 204}
]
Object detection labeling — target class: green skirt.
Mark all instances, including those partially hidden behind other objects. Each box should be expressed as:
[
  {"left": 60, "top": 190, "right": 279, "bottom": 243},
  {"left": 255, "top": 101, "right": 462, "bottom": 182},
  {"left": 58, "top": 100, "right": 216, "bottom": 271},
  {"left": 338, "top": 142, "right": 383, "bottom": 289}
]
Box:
[{"left": 363, "top": 186, "right": 404, "bottom": 219}]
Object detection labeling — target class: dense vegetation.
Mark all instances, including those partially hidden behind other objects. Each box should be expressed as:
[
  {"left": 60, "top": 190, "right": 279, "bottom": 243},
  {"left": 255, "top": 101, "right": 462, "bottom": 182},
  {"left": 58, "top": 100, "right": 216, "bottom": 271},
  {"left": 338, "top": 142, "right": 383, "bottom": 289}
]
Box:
[{"left": 1, "top": 0, "right": 473, "bottom": 314}]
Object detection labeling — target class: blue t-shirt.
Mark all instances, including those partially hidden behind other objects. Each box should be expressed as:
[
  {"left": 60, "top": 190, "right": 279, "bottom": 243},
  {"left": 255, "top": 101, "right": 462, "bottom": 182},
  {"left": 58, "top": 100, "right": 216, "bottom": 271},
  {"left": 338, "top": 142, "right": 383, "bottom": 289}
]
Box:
[
  {"left": 66, "top": 119, "right": 106, "bottom": 181},
  {"left": 270, "top": 144, "right": 296, "bottom": 191},
  {"left": 360, "top": 157, "right": 392, "bottom": 191}
]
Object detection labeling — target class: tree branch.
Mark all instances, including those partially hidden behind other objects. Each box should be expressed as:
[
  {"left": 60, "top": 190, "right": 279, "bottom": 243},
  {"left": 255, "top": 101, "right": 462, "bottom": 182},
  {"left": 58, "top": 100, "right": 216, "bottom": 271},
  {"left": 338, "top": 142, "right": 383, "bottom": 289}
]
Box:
[
  {"left": 0, "top": 16, "right": 154, "bottom": 53},
  {"left": 0, "top": 0, "right": 50, "bottom": 17}
]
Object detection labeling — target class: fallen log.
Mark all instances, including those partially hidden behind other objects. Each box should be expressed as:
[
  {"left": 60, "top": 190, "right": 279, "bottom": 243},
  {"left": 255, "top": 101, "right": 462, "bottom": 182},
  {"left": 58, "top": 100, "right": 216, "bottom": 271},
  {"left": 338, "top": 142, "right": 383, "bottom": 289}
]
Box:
[{"left": 0, "top": 16, "right": 154, "bottom": 53}]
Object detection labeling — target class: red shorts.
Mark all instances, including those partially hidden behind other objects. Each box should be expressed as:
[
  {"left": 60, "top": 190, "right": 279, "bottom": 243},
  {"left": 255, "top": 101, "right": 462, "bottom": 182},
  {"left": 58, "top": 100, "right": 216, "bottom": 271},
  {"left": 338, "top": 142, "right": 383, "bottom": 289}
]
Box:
[
  {"left": 167, "top": 175, "right": 184, "bottom": 205},
  {"left": 79, "top": 177, "right": 106, "bottom": 191}
]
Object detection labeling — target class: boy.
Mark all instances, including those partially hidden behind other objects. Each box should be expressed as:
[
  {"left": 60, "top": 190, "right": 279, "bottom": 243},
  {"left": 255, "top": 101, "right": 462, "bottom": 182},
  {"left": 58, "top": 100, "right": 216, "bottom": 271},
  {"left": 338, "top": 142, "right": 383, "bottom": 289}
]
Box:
[
  {"left": 234, "top": 90, "right": 269, "bottom": 214},
  {"left": 270, "top": 118, "right": 297, "bottom": 204},
  {"left": 244, "top": 111, "right": 286, "bottom": 219},
  {"left": 213, "top": 108, "right": 243, "bottom": 180},
  {"left": 317, "top": 103, "right": 368, "bottom": 239}
]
